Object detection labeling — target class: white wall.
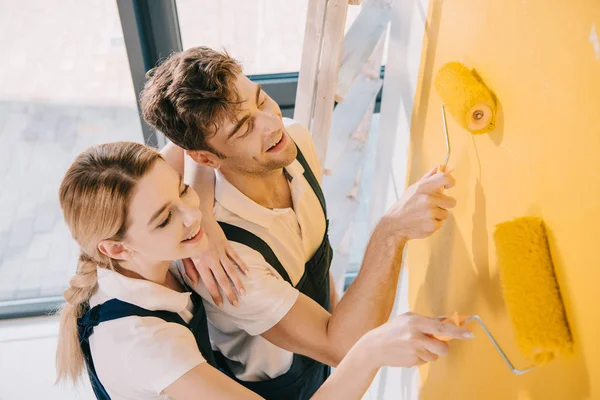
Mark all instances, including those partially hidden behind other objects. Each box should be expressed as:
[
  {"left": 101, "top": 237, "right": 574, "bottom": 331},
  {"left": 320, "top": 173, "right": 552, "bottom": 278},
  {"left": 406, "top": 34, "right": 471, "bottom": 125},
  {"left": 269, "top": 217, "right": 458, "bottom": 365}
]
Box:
[
  {"left": 0, "top": 316, "right": 94, "bottom": 399},
  {"left": 366, "top": 0, "right": 429, "bottom": 398}
]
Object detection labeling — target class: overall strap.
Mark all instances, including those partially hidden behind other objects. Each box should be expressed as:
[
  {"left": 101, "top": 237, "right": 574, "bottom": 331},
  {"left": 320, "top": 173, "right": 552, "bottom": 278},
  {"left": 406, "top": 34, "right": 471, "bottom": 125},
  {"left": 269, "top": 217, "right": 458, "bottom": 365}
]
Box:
[
  {"left": 218, "top": 222, "right": 292, "bottom": 285},
  {"left": 78, "top": 298, "right": 216, "bottom": 400},
  {"left": 294, "top": 143, "right": 327, "bottom": 216},
  {"left": 78, "top": 299, "right": 186, "bottom": 400},
  {"left": 187, "top": 292, "right": 218, "bottom": 367},
  {"left": 78, "top": 299, "right": 186, "bottom": 342}
]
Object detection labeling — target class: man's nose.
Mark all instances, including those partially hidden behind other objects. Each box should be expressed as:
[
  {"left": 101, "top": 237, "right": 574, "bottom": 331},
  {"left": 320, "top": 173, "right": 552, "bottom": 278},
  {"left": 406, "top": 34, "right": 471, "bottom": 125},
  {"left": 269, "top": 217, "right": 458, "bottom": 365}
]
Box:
[{"left": 259, "top": 112, "right": 282, "bottom": 133}]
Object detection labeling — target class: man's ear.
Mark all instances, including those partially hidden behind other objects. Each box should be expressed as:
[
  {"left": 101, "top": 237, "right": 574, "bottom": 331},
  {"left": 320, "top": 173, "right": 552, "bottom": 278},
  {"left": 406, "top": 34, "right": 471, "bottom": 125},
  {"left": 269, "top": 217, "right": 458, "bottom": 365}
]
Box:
[
  {"left": 187, "top": 150, "right": 222, "bottom": 169},
  {"left": 98, "top": 240, "right": 132, "bottom": 261}
]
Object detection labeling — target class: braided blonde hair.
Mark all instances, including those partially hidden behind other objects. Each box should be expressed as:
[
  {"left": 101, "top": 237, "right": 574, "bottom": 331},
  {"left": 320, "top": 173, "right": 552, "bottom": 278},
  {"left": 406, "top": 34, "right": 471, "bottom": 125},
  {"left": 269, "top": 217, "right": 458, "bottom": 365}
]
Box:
[{"left": 56, "top": 141, "right": 162, "bottom": 384}]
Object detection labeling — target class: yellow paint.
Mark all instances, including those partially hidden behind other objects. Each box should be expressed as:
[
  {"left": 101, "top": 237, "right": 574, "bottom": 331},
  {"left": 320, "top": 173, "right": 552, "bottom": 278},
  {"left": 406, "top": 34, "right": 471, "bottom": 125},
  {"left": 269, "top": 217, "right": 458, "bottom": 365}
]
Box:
[
  {"left": 406, "top": 0, "right": 600, "bottom": 398},
  {"left": 494, "top": 217, "right": 573, "bottom": 364}
]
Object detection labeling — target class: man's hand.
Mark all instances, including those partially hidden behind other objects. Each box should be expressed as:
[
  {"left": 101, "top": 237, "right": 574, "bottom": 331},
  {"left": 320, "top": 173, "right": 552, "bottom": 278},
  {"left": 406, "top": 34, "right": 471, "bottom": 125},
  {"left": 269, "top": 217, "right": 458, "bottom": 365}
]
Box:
[
  {"left": 365, "top": 312, "right": 474, "bottom": 368},
  {"left": 182, "top": 219, "right": 249, "bottom": 308},
  {"left": 381, "top": 166, "right": 456, "bottom": 242}
]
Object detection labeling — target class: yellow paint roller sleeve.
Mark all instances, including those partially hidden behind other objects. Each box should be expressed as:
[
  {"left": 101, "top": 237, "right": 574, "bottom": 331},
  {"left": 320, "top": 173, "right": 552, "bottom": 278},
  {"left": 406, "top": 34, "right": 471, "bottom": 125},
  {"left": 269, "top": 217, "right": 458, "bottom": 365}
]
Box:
[
  {"left": 494, "top": 217, "right": 573, "bottom": 365},
  {"left": 434, "top": 61, "right": 497, "bottom": 134}
]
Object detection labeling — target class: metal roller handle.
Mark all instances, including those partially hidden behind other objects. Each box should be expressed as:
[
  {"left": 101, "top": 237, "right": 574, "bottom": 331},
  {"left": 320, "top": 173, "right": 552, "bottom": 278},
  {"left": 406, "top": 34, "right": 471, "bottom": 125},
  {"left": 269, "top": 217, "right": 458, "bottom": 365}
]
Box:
[
  {"left": 441, "top": 104, "right": 451, "bottom": 168},
  {"left": 465, "top": 315, "right": 536, "bottom": 375}
]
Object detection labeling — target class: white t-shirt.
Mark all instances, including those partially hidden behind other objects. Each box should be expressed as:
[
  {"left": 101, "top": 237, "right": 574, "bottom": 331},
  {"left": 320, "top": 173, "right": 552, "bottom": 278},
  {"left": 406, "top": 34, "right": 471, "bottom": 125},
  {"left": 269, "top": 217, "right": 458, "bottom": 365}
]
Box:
[
  {"left": 183, "top": 118, "right": 327, "bottom": 382},
  {"left": 87, "top": 265, "right": 205, "bottom": 400}
]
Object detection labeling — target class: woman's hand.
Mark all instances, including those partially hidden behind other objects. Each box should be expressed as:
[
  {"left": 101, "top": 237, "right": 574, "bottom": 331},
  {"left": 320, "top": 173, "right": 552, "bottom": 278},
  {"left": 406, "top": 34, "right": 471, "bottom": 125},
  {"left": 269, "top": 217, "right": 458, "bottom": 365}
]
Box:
[
  {"left": 182, "top": 219, "right": 249, "bottom": 308},
  {"left": 364, "top": 312, "right": 474, "bottom": 368}
]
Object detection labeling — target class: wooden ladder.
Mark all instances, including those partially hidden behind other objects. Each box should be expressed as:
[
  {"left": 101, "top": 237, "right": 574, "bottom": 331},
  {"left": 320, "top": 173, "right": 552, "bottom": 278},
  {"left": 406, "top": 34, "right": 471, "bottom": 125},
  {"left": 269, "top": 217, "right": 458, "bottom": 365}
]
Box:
[{"left": 294, "top": 0, "right": 392, "bottom": 293}]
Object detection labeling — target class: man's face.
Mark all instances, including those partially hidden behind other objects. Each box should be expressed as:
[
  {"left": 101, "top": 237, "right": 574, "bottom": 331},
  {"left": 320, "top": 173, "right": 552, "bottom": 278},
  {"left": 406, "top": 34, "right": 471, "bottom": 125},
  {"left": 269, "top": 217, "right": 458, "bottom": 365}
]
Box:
[{"left": 201, "top": 73, "right": 297, "bottom": 175}]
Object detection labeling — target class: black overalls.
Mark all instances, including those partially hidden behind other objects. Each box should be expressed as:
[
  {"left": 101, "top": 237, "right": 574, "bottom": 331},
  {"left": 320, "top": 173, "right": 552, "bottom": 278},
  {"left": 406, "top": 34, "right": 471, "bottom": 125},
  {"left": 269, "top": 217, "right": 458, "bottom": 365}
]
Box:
[
  {"left": 77, "top": 291, "right": 217, "bottom": 400},
  {"left": 213, "top": 144, "right": 333, "bottom": 400}
]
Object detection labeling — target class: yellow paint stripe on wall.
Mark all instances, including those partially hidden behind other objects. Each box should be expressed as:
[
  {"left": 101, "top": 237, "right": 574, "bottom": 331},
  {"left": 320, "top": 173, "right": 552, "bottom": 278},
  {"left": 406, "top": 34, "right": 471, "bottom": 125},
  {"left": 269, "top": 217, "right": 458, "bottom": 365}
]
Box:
[{"left": 406, "top": 0, "right": 599, "bottom": 398}]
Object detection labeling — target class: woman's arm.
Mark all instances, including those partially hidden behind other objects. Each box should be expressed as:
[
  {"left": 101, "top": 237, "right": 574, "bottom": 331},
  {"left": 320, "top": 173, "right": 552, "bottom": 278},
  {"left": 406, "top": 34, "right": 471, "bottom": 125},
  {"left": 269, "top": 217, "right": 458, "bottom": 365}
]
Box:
[
  {"left": 312, "top": 313, "right": 472, "bottom": 400},
  {"left": 163, "top": 342, "right": 377, "bottom": 400},
  {"left": 164, "top": 313, "right": 471, "bottom": 400},
  {"left": 160, "top": 142, "right": 186, "bottom": 175},
  {"left": 184, "top": 154, "right": 216, "bottom": 224},
  {"left": 310, "top": 334, "right": 379, "bottom": 400},
  {"left": 160, "top": 142, "right": 220, "bottom": 237},
  {"left": 183, "top": 155, "right": 249, "bottom": 305},
  {"left": 164, "top": 363, "right": 262, "bottom": 400},
  {"left": 161, "top": 142, "right": 248, "bottom": 306}
]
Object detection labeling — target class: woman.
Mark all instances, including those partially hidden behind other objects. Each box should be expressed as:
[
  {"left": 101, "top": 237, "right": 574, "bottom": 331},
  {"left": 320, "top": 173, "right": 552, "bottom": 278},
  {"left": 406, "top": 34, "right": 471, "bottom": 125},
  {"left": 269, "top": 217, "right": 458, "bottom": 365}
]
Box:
[{"left": 56, "top": 141, "right": 470, "bottom": 400}]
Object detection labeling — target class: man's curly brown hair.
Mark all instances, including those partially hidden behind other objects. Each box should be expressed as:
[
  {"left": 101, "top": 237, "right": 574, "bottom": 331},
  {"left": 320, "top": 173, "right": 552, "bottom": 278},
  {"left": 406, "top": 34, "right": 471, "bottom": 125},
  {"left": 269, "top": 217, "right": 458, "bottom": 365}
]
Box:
[{"left": 140, "top": 47, "right": 243, "bottom": 153}]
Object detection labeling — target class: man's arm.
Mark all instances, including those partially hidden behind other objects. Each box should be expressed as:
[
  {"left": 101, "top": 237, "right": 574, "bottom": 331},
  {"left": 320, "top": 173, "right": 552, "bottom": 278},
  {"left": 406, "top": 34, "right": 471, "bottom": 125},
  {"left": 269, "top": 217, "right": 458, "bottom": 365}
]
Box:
[
  {"left": 262, "top": 222, "right": 403, "bottom": 366},
  {"left": 188, "top": 164, "right": 457, "bottom": 368},
  {"left": 329, "top": 271, "right": 338, "bottom": 310},
  {"left": 262, "top": 167, "right": 457, "bottom": 366}
]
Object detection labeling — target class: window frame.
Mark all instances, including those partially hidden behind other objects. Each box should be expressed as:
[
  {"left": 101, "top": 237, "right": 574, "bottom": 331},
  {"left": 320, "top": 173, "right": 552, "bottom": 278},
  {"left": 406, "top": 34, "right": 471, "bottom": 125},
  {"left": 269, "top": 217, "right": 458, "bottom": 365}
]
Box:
[{"left": 0, "top": 0, "right": 382, "bottom": 319}]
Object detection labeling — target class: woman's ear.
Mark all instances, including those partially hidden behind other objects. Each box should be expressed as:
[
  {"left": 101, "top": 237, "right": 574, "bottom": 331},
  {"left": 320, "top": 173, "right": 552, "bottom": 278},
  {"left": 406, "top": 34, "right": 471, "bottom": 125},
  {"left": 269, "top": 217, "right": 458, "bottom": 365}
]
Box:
[{"left": 98, "top": 240, "right": 132, "bottom": 261}]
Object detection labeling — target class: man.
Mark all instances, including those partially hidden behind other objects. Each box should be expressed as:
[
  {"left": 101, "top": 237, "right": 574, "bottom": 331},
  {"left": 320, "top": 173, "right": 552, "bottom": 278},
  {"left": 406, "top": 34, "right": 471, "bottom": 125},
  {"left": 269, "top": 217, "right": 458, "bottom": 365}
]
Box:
[{"left": 140, "top": 47, "right": 466, "bottom": 399}]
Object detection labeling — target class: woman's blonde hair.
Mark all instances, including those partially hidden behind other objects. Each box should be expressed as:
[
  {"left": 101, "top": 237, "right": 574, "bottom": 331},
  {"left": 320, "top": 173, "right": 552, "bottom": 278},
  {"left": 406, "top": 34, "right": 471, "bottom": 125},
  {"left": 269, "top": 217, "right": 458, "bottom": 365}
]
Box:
[{"left": 55, "top": 141, "right": 162, "bottom": 384}]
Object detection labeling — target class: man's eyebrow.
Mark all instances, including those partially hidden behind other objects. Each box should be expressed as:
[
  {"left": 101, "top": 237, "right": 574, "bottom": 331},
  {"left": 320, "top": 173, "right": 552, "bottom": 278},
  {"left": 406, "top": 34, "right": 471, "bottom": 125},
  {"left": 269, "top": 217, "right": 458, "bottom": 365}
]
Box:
[
  {"left": 255, "top": 84, "right": 262, "bottom": 103},
  {"left": 147, "top": 175, "right": 182, "bottom": 226},
  {"left": 227, "top": 85, "right": 262, "bottom": 139},
  {"left": 228, "top": 114, "right": 252, "bottom": 139}
]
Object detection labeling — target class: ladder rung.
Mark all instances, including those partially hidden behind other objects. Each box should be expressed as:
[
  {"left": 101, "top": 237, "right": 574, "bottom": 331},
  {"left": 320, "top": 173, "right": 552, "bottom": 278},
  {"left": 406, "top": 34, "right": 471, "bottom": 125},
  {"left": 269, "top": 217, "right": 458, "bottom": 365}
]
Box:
[
  {"left": 336, "top": 6, "right": 390, "bottom": 102},
  {"left": 325, "top": 77, "right": 382, "bottom": 172}
]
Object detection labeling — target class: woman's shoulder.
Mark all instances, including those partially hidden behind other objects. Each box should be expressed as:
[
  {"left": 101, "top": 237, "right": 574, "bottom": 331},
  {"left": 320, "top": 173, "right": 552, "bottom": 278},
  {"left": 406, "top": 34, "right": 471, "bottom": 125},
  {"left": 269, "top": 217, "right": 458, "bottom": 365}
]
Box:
[{"left": 89, "top": 312, "right": 205, "bottom": 397}]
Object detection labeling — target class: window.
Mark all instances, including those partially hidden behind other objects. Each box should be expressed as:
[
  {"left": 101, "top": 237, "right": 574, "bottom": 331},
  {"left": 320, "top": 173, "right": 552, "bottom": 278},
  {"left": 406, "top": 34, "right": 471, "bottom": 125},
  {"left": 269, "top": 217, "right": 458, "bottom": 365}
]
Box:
[
  {"left": 177, "top": 0, "right": 364, "bottom": 75},
  {"left": 0, "top": 1, "right": 142, "bottom": 314}
]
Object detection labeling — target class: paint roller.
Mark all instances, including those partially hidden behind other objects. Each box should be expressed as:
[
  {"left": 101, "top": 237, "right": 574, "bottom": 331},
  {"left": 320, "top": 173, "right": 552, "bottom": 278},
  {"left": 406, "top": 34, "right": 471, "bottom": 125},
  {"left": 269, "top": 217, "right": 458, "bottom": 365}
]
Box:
[
  {"left": 434, "top": 62, "right": 496, "bottom": 171},
  {"left": 432, "top": 217, "right": 574, "bottom": 375},
  {"left": 434, "top": 61, "right": 497, "bottom": 136},
  {"left": 494, "top": 217, "right": 573, "bottom": 365},
  {"left": 431, "top": 63, "right": 573, "bottom": 374}
]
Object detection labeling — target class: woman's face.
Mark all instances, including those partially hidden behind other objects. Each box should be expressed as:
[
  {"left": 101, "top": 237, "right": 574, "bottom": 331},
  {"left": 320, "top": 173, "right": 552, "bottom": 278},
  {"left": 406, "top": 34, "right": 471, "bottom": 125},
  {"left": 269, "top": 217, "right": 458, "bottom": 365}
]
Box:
[{"left": 123, "top": 159, "right": 208, "bottom": 267}]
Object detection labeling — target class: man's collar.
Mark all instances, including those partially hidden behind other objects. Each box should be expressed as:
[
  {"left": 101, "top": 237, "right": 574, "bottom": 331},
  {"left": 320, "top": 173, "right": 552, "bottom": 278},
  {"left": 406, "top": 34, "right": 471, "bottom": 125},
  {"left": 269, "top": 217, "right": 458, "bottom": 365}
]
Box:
[{"left": 214, "top": 160, "right": 306, "bottom": 229}]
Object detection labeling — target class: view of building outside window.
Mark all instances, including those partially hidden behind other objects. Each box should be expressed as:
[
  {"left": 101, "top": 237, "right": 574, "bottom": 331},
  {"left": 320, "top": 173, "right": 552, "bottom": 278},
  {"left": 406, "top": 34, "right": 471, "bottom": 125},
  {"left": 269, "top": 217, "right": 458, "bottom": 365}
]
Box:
[{"left": 0, "top": 0, "right": 143, "bottom": 303}]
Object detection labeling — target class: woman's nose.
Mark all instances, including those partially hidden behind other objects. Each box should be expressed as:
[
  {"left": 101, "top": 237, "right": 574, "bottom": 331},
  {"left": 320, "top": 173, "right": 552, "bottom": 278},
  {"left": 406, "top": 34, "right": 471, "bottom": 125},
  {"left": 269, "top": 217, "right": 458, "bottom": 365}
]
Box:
[{"left": 180, "top": 204, "right": 202, "bottom": 227}]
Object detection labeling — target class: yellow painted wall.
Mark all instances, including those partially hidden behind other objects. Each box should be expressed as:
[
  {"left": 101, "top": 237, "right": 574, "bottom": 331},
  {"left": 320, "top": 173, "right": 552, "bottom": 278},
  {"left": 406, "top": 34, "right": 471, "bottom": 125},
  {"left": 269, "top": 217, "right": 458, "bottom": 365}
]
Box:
[{"left": 406, "top": 0, "right": 600, "bottom": 398}]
